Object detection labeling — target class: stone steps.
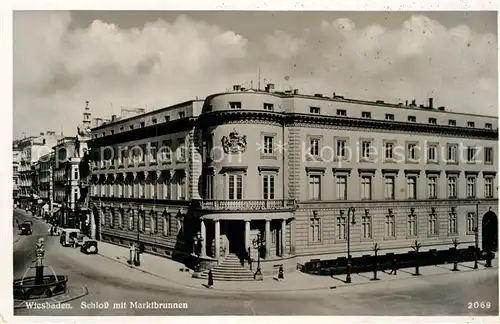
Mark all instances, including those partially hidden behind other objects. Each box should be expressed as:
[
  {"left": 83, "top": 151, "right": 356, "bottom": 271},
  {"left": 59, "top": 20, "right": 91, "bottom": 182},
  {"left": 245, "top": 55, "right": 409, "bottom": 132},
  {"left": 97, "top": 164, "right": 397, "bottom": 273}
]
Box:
[{"left": 198, "top": 253, "right": 255, "bottom": 281}]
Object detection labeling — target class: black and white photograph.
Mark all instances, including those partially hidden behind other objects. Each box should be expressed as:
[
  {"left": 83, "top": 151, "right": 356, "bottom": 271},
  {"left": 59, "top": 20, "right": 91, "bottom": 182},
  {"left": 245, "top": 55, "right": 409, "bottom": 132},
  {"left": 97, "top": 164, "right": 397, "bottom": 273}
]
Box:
[{"left": 8, "top": 2, "right": 499, "bottom": 320}]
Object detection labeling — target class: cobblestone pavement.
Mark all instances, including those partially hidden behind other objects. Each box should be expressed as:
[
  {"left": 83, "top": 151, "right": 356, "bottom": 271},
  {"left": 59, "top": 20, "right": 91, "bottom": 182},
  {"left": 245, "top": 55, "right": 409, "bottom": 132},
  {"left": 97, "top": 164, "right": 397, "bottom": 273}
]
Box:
[{"left": 13, "top": 209, "right": 499, "bottom": 316}]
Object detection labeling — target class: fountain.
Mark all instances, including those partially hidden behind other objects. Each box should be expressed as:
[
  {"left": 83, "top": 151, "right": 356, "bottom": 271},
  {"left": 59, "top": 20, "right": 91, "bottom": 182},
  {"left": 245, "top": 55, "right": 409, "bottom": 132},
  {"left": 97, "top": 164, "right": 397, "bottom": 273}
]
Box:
[{"left": 13, "top": 238, "right": 68, "bottom": 300}]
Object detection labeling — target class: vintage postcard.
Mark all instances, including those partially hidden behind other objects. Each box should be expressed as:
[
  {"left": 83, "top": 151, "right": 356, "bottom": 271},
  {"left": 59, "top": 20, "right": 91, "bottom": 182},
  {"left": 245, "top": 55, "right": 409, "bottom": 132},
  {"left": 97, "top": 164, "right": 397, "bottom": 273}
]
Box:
[{"left": 9, "top": 2, "right": 499, "bottom": 322}]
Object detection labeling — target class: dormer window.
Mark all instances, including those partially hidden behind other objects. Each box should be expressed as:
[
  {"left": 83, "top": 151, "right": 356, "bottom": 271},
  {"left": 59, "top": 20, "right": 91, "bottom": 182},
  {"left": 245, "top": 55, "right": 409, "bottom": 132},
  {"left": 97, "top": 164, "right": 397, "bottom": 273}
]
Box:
[
  {"left": 385, "top": 114, "right": 394, "bottom": 121},
  {"left": 428, "top": 118, "right": 437, "bottom": 125},
  {"left": 448, "top": 119, "right": 456, "bottom": 126},
  {"left": 229, "top": 102, "right": 242, "bottom": 109},
  {"left": 310, "top": 107, "right": 320, "bottom": 114},
  {"left": 485, "top": 123, "right": 492, "bottom": 129},
  {"left": 408, "top": 116, "right": 416, "bottom": 122},
  {"left": 467, "top": 121, "right": 475, "bottom": 128},
  {"left": 263, "top": 103, "right": 274, "bottom": 111},
  {"left": 362, "top": 112, "right": 371, "bottom": 118},
  {"left": 152, "top": 118, "right": 157, "bottom": 124},
  {"left": 140, "top": 122, "right": 145, "bottom": 128},
  {"left": 165, "top": 116, "right": 170, "bottom": 122},
  {"left": 111, "top": 130, "right": 115, "bottom": 135},
  {"left": 120, "top": 127, "right": 124, "bottom": 132},
  {"left": 179, "top": 111, "right": 185, "bottom": 118},
  {"left": 129, "top": 125, "right": 134, "bottom": 130}
]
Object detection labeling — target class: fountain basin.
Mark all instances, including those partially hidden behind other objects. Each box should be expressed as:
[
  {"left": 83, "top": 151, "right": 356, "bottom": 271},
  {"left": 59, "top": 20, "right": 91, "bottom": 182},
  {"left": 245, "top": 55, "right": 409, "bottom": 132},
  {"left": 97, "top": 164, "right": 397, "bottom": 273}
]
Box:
[{"left": 13, "top": 275, "right": 68, "bottom": 300}]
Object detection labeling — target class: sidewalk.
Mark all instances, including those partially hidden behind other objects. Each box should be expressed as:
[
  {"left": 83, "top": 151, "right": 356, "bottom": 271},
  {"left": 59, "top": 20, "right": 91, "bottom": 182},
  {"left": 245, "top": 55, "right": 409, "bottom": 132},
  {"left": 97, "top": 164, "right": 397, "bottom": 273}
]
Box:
[{"left": 96, "top": 240, "right": 498, "bottom": 293}]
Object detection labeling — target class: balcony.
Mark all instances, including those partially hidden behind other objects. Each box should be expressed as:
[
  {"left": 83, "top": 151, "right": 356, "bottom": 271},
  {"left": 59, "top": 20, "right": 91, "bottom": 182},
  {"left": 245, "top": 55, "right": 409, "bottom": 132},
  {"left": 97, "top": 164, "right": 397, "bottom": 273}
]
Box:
[{"left": 194, "top": 199, "right": 297, "bottom": 212}]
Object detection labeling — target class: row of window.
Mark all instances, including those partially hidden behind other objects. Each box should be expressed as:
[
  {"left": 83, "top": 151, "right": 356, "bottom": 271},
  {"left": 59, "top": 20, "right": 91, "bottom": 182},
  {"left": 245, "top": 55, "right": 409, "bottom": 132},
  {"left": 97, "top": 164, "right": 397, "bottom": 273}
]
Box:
[
  {"left": 101, "top": 210, "right": 180, "bottom": 237},
  {"left": 92, "top": 175, "right": 187, "bottom": 200},
  {"left": 305, "top": 137, "right": 494, "bottom": 164},
  {"left": 309, "top": 209, "right": 477, "bottom": 243},
  {"left": 307, "top": 172, "right": 495, "bottom": 201},
  {"left": 94, "top": 139, "right": 187, "bottom": 167},
  {"left": 94, "top": 111, "right": 187, "bottom": 139},
  {"left": 227, "top": 100, "right": 494, "bottom": 129}
]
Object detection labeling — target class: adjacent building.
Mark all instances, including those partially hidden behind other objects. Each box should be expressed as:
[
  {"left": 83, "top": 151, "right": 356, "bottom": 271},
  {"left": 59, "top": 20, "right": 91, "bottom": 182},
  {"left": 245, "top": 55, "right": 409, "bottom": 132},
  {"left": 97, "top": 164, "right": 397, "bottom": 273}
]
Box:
[
  {"left": 87, "top": 84, "right": 498, "bottom": 276},
  {"left": 13, "top": 141, "right": 22, "bottom": 202},
  {"left": 35, "top": 152, "right": 55, "bottom": 219},
  {"left": 17, "top": 132, "right": 61, "bottom": 209}
]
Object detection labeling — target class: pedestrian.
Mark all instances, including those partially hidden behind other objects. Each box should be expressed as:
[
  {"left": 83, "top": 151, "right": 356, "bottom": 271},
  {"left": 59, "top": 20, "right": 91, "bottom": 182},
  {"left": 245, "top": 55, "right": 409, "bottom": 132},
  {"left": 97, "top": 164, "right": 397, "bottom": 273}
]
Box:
[
  {"left": 207, "top": 269, "right": 214, "bottom": 288},
  {"left": 389, "top": 256, "right": 398, "bottom": 275},
  {"left": 248, "top": 257, "right": 253, "bottom": 271},
  {"left": 278, "top": 265, "right": 284, "bottom": 280},
  {"left": 50, "top": 226, "right": 53, "bottom": 236}
]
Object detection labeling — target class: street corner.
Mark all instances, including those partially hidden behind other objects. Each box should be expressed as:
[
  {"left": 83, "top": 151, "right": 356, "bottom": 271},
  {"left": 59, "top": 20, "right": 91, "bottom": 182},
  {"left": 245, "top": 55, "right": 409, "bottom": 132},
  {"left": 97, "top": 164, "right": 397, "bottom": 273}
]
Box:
[{"left": 14, "top": 285, "right": 88, "bottom": 310}]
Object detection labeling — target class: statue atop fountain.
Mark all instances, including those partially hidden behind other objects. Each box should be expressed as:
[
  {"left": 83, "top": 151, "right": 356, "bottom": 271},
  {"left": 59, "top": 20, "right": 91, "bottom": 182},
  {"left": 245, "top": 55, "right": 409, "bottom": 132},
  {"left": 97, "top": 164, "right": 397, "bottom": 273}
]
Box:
[{"left": 35, "top": 238, "right": 45, "bottom": 284}]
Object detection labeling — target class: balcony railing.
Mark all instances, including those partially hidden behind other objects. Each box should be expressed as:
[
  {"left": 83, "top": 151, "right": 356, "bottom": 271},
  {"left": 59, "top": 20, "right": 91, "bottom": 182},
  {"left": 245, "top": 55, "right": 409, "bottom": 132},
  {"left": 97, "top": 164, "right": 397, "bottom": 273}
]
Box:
[{"left": 195, "top": 199, "right": 297, "bottom": 211}]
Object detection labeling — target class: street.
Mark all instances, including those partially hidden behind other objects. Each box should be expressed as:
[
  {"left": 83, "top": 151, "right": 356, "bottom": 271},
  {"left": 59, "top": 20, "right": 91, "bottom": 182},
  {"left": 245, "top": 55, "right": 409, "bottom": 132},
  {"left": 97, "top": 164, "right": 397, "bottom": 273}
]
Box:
[{"left": 13, "top": 209, "right": 498, "bottom": 316}]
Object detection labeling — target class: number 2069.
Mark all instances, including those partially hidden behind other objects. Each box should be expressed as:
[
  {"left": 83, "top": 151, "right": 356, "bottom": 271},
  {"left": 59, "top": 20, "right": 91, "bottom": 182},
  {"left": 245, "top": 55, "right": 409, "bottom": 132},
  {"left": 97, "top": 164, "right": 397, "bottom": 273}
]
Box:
[{"left": 468, "top": 301, "right": 491, "bottom": 309}]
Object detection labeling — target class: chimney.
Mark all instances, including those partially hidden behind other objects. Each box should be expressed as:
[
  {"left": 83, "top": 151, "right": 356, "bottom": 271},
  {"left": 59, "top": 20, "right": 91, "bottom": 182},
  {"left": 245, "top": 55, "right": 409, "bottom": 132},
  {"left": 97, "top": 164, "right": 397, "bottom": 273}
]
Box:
[
  {"left": 293, "top": 89, "right": 299, "bottom": 95},
  {"left": 40, "top": 132, "right": 44, "bottom": 136},
  {"left": 111, "top": 115, "right": 117, "bottom": 121},
  {"left": 429, "top": 97, "right": 434, "bottom": 109},
  {"left": 411, "top": 99, "right": 416, "bottom": 106},
  {"left": 267, "top": 83, "right": 275, "bottom": 92},
  {"left": 233, "top": 85, "right": 241, "bottom": 91},
  {"left": 314, "top": 93, "right": 323, "bottom": 97},
  {"left": 438, "top": 106, "right": 445, "bottom": 111},
  {"left": 405, "top": 100, "right": 408, "bottom": 106},
  {"left": 333, "top": 92, "right": 336, "bottom": 97}
]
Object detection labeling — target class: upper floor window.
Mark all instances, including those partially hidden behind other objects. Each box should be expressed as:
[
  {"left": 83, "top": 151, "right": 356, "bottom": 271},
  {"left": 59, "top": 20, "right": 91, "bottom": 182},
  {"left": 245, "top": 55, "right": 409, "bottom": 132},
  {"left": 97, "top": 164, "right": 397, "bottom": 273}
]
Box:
[
  {"left": 427, "top": 144, "right": 438, "bottom": 163},
  {"left": 467, "top": 212, "right": 476, "bottom": 234},
  {"left": 384, "top": 176, "right": 395, "bottom": 200},
  {"left": 337, "top": 215, "right": 347, "bottom": 240},
  {"left": 467, "top": 121, "right": 475, "bottom": 128},
  {"left": 407, "top": 176, "right": 417, "bottom": 199},
  {"left": 385, "top": 114, "right": 394, "bottom": 121},
  {"left": 467, "top": 147, "right": 476, "bottom": 163},
  {"left": 310, "top": 217, "right": 321, "bottom": 242},
  {"left": 361, "top": 176, "right": 372, "bottom": 200},
  {"left": 485, "top": 177, "right": 494, "bottom": 198},
  {"left": 178, "top": 111, "right": 185, "bottom": 118},
  {"left": 485, "top": 123, "right": 493, "bottom": 129},
  {"left": 361, "top": 140, "right": 372, "bottom": 160},
  {"left": 308, "top": 174, "right": 321, "bottom": 200},
  {"left": 335, "top": 175, "right": 347, "bottom": 200},
  {"left": 448, "top": 120, "right": 456, "bottom": 126},
  {"left": 337, "top": 109, "right": 347, "bottom": 116},
  {"left": 466, "top": 176, "right": 476, "bottom": 198},
  {"left": 408, "top": 116, "right": 416, "bottom": 122},
  {"left": 263, "top": 103, "right": 274, "bottom": 111},
  {"left": 362, "top": 111, "right": 372, "bottom": 118},
  {"left": 448, "top": 176, "right": 457, "bottom": 198},
  {"left": 407, "top": 143, "right": 418, "bottom": 161},
  {"left": 385, "top": 142, "right": 394, "bottom": 160},
  {"left": 309, "top": 138, "right": 320, "bottom": 157},
  {"left": 336, "top": 139, "right": 347, "bottom": 159},
  {"left": 428, "top": 176, "right": 437, "bottom": 199},
  {"left": 165, "top": 116, "right": 170, "bottom": 122},
  {"left": 262, "top": 173, "right": 275, "bottom": 200},
  {"left": 263, "top": 136, "right": 274, "bottom": 155},
  {"left": 428, "top": 118, "right": 437, "bottom": 125},
  {"left": 152, "top": 118, "right": 157, "bottom": 124},
  {"left": 310, "top": 107, "right": 320, "bottom": 114},
  {"left": 484, "top": 147, "right": 493, "bottom": 164},
  {"left": 140, "top": 122, "right": 145, "bottom": 128},
  {"left": 228, "top": 174, "right": 243, "bottom": 200},
  {"left": 447, "top": 144, "right": 458, "bottom": 163},
  {"left": 385, "top": 213, "right": 395, "bottom": 237}
]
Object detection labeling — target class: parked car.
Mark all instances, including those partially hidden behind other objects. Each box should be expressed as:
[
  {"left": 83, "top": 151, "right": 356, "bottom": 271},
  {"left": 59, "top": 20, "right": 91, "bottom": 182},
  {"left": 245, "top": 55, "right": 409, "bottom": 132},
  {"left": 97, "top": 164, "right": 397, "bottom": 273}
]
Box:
[
  {"left": 20, "top": 221, "right": 33, "bottom": 235},
  {"left": 80, "top": 240, "right": 98, "bottom": 254},
  {"left": 59, "top": 229, "right": 82, "bottom": 247}
]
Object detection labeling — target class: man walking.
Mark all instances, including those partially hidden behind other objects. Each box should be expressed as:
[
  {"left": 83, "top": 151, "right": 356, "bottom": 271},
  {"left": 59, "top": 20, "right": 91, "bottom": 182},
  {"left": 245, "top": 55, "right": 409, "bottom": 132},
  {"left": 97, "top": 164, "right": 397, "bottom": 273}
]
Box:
[
  {"left": 389, "top": 255, "right": 398, "bottom": 275},
  {"left": 207, "top": 269, "right": 214, "bottom": 288}
]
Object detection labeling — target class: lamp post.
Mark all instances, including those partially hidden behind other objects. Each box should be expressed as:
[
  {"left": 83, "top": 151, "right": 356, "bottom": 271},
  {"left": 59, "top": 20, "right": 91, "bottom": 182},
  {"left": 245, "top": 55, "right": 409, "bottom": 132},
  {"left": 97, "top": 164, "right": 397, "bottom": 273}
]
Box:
[
  {"left": 452, "top": 238, "right": 460, "bottom": 271},
  {"left": 412, "top": 240, "right": 422, "bottom": 276},
  {"left": 252, "top": 233, "right": 264, "bottom": 280},
  {"left": 346, "top": 207, "right": 356, "bottom": 284},
  {"left": 193, "top": 231, "right": 203, "bottom": 271},
  {"left": 135, "top": 212, "right": 141, "bottom": 266},
  {"left": 371, "top": 243, "right": 380, "bottom": 281},
  {"left": 474, "top": 201, "right": 480, "bottom": 269}
]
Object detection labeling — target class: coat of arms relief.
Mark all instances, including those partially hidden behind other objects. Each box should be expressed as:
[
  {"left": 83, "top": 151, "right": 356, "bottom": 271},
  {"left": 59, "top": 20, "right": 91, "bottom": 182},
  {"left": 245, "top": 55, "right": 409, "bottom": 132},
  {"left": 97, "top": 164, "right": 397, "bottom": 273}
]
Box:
[{"left": 221, "top": 129, "right": 247, "bottom": 154}]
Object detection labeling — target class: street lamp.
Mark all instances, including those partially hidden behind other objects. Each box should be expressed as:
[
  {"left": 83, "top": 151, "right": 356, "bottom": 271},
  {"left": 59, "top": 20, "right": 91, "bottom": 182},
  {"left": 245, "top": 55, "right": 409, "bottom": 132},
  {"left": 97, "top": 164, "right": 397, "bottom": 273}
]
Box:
[
  {"left": 346, "top": 207, "right": 356, "bottom": 284},
  {"left": 252, "top": 233, "right": 264, "bottom": 280},
  {"left": 192, "top": 231, "right": 204, "bottom": 271},
  {"left": 135, "top": 212, "right": 141, "bottom": 266},
  {"left": 474, "top": 201, "right": 480, "bottom": 269}
]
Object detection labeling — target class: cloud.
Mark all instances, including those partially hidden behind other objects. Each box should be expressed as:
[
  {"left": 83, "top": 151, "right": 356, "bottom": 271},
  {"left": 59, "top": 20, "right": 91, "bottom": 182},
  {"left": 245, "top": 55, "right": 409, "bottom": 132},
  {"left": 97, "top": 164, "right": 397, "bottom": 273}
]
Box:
[{"left": 13, "top": 13, "right": 497, "bottom": 139}]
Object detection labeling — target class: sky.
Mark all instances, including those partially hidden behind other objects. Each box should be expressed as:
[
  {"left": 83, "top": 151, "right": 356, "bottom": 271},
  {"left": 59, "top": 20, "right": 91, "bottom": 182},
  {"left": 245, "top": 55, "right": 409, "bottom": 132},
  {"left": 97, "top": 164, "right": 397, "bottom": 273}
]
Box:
[{"left": 13, "top": 11, "right": 498, "bottom": 139}]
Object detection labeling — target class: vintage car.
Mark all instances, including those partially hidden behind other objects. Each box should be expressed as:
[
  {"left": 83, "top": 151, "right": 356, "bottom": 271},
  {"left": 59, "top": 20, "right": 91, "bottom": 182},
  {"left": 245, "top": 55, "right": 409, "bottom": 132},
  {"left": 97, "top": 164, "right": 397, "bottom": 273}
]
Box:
[
  {"left": 80, "top": 240, "right": 98, "bottom": 254},
  {"left": 20, "top": 221, "right": 33, "bottom": 235},
  {"left": 59, "top": 229, "right": 83, "bottom": 247}
]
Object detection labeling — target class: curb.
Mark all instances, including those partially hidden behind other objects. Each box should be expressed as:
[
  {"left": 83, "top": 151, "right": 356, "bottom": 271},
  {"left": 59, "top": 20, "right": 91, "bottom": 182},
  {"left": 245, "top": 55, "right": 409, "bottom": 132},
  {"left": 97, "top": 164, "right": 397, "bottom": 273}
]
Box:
[
  {"left": 96, "top": 251, "right": 498, "bottom": 294},
  {"left": 14, "top": 286, "right": 89, "bottom": 310}
]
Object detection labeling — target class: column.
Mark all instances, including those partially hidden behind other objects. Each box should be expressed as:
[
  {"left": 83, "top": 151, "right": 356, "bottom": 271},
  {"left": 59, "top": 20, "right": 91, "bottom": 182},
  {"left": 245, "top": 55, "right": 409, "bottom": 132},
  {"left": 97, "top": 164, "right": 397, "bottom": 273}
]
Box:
[
  {"left": 281, "top": 219, "right": 285, "bottom": 257},
  {"left": 265, "top": 219, "right": 271, "bottom": 258},
  {"left": 200, "top": 219, "right": 207, "bottom": 257},
  {"left": 214, "top": 219, "right": 220, "bottom": 260},
  {"left": 290, "top": 219, "right": 295, "bottom": 255},
  {"left": 244, "top": 220, "right": 250, "bottom": 253}
]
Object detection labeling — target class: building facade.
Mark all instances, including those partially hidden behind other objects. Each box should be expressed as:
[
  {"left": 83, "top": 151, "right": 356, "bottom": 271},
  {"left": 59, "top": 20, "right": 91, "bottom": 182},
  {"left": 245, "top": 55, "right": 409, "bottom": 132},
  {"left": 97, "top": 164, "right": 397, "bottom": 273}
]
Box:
[
  {"left": 88, "top": 85, "right": 499, "bottom": 275},
  {"left": 13, "top": 141, "right": 22, "bottom": 202},
  {"left": 34, "top": 152, "right": 55, "bottom": 219}
]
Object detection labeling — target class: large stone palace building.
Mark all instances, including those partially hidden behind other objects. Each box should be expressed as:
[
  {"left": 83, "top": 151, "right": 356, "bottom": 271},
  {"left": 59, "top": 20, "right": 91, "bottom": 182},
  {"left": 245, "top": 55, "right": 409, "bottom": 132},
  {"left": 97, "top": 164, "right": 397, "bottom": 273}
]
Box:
[{"left": 88, "top": 84, "right": 498, "bottom": 275}]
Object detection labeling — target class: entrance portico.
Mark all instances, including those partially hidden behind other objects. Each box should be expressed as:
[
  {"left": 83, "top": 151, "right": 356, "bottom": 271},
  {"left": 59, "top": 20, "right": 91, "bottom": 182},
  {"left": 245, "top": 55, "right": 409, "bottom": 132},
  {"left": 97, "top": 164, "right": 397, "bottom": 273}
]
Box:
[{"left": 199, "top": 213, "right": 296, "bottom": 262}]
